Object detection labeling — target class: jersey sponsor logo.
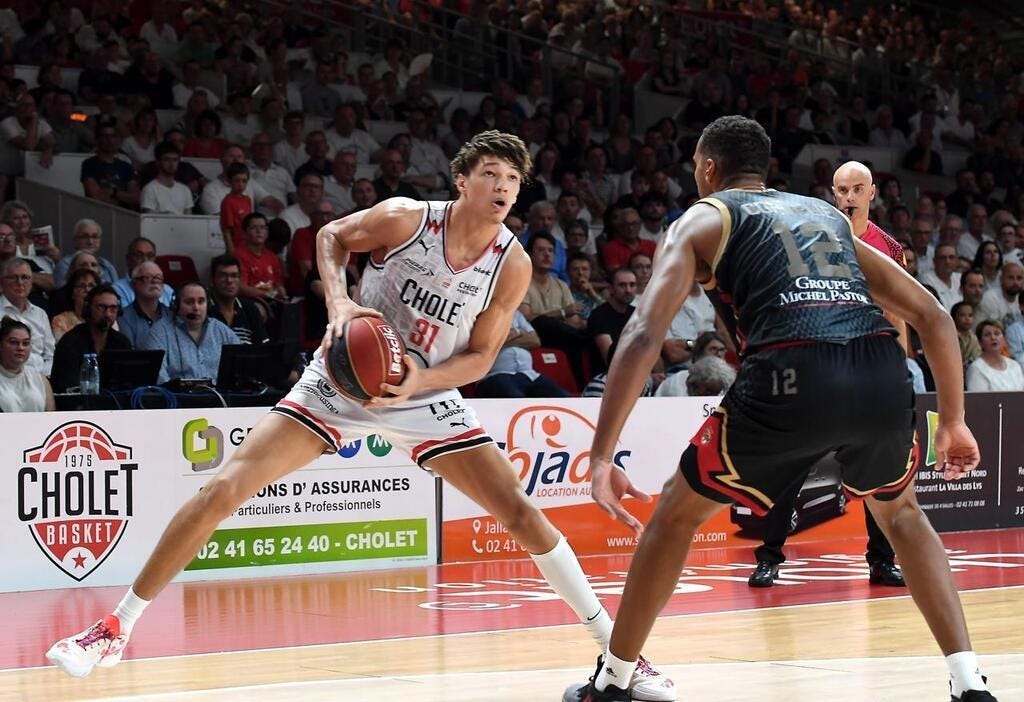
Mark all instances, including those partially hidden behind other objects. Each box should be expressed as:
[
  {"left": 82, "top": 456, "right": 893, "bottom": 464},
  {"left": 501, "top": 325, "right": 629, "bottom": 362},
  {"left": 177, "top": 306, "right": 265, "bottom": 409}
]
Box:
[
  {"left": 317, "top": 379, "right": 338, "bottom": 398},
  {"left": 18, "top": 421, "right": 138, "bottom": 581},
  {"left": 399, "top": 278, "right": 464, "bottom": 327},
  {"left": 778, "top": 276, "right": 871, "bottom": 306},
  {"left": 417, "top": 239, "right": 435, "bottom": 255},
  {"left": 457, "top": 281, "right": 481, "bottom": 296},
  {"left": 498, "top": 406, "right": 631, "bottom": 497},
  {"left": 429, "top": 400, "right": 467, "bottom": 422},
  {"left": 401, "top": 257, "right": 435, "bottom": 276},
  {"left": 472, "top": 266, "right": 493, "bottom": 277}
]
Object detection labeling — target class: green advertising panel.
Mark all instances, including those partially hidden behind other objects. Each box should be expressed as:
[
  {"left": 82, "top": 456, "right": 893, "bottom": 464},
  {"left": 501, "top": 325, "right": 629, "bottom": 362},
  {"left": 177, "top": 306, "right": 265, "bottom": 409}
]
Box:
[{"left": 186, "top": 519, "right": 428, "bottom": 570}]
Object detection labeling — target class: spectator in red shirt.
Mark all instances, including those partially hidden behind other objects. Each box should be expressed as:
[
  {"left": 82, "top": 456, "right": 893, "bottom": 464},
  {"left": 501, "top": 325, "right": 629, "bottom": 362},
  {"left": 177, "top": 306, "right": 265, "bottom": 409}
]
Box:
[
  {"left": 219, "top": 163, "right": 253, "bottom": 254},
  {"left": 235, "top": 213, "right": 286, "bottom": 305},
  {"left": 287, "top": 200, "right": 335, "bottom": 296},
  {"left": 600, "top": 207, "right": 656, "bottom": 272},
  {"left": 183, "top": 110, "right": 228, "bottom": 159}
]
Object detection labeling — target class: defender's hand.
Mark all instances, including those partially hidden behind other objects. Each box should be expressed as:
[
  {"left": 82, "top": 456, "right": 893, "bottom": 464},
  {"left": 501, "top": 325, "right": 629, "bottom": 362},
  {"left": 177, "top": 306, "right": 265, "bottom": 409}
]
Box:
[
  {"left": 934, "top": 420, "right": 981, "bottom": 480},
  {"left": 590, "top": 455, "right": 652, "bottom": 537}
]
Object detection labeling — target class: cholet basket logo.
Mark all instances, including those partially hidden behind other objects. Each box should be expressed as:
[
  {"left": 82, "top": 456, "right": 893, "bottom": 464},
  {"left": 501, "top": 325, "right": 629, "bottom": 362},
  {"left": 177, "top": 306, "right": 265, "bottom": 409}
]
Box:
[{"left": 17, "top": 421, "right": 138, "bottom": 581}]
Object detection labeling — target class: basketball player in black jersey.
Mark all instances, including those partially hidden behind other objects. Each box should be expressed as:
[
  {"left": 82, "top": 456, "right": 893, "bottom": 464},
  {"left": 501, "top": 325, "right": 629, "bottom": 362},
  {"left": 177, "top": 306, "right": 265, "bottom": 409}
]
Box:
[{"left": 564, "top": 116, "right": 996, "bottom": 701}]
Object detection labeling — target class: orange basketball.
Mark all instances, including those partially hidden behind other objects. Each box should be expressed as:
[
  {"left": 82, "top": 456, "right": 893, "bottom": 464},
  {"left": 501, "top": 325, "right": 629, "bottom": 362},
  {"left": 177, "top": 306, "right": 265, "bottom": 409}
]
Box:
[{"left": 325, "top": 317, "right": 406, "bottom": 400}]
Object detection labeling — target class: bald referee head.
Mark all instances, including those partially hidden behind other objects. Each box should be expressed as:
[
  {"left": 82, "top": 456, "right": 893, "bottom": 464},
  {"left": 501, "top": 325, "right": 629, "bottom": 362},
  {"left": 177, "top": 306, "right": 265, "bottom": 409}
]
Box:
[{"left": 832, "top": 160, "right": 876, "bottom": 234}]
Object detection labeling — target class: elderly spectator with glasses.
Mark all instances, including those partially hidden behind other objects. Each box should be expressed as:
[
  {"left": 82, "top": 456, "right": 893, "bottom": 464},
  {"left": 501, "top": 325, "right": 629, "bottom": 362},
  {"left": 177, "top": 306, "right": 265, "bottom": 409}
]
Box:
[
  {"left": 118, "top": 261, "right": 173, "bottom": 347},
  {"left": 0, "top": 258, "right": 54, "bottom": 374},
  {"left": 53, "top": 219, "right": 118, "bottom": 287},
  {"left": 112, "top": 237, "right": 174, "bottom": 307}
]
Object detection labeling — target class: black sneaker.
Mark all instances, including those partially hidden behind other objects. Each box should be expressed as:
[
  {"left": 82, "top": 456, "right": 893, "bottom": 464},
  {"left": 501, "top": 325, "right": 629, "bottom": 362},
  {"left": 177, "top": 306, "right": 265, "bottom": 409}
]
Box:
[
  {"left": 951, "top": 676, "right": 997, "bottom": 701},
  {"left": 868, "top": 561, "right": 905, "bottom": 586},
  {"left": 953, "top": 692, "right": 998, "bottom": 702},
  {"left": 562, "top": 656, "right": 631, "bottom": 702},
  {"left": 748, "top": 561, "right": 780, "bottom": 587}
]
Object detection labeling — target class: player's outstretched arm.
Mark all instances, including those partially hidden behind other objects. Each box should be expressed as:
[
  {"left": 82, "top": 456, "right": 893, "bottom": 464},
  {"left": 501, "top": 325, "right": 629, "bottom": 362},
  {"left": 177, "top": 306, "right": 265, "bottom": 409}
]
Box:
[
  {"left": 590, "top": 204, "right": 723, "bottom": 533},
  {"left": 368, "top": 244, "right": 533, "bottom": 406},
  {"left": 854, "top": 237, "right": 980, "bottom": 478},
  {"left": 316, "top": 198, "right": 424, "bottom": 350}
]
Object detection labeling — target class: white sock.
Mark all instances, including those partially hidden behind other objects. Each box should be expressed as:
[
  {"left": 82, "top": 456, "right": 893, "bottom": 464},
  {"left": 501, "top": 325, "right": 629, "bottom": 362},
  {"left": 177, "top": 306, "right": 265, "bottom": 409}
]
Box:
[
  {"left": 112, "top": 588, "right": 150, "bottom": 636},
  {"left": 530, "top": 535, "right": 612, "bottom": 648},
  {"left": 594, "top": 649, "right": 637, "bottom": 692},
  {"left": 947, "top": 651, "right": 986, "bottom": 697}
]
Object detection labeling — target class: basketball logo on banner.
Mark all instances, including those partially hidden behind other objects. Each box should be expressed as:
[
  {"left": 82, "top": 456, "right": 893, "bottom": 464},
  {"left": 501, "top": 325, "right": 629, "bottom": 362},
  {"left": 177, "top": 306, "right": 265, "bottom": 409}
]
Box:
[{"left": 17, "top": 421, "right": 138, "bottom": 582}]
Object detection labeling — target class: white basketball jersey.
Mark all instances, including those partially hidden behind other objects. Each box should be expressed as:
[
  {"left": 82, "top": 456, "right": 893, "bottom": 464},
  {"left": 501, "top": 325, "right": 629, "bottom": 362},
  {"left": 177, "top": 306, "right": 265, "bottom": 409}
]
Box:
[{"left": 360, "top": 200, "right": 519, "bottom": 370}]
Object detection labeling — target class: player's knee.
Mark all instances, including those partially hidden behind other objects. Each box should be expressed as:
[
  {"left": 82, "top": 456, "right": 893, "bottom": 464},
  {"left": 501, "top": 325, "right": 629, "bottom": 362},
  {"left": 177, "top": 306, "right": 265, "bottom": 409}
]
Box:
[
  {"left": 198, "top": 475, "right": 248, "bottom": 519},
  {"left": 871, "top": 493, "right": 924, "bottom": 537},
  {"left": 494, "top": 495, "right": 545, "bottom": 538},
  {"left": 652, "top": 473, "right": 708, "bottom": 530}
]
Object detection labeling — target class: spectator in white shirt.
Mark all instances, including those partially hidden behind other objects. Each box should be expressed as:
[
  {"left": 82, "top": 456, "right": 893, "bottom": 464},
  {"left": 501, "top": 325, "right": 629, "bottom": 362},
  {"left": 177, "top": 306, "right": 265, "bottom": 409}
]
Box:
[
  {"left": 958, "top": 204, "right": 993, "bottom": 261},
  {"left": 273, "top": 111, "right": 307, "bottom": 175},
  {"left": 944, "top": 98, "right": 978, "bottom": 149},
  {"left": 0, "top": 258, "right": 54, "bottom": 374},
  {"left": 405, "top": 110, "right": 451, "bottom": 194},
  {"left": 279, "top": 173, "right": 325, "bottom": 234},
  {"left": 919, "top": 244, "right": 963, "bottom": 311},
  {"left": 976, "top": 262, "right": 1024, "bottom": 329},
  {"left": 997, "top": 223, "right": 1022, "bottom": 266},
  {"left": 76, "top": 16, "right": 121, "bottom": 54},
  {"left": 868, "top": 105, "right": 909, "bottom": 152},
  {"left": 908, "top": 95, "right": 948, "bottom": 153},
  {"left": 325, "top": 103, "right": 382, "bottom": 164},
  {"left": 966, "top": 320, "right": 1024, "bottom": 392},
  {"left": 141, "top": 143, "right": 194, "bottom": 214},
  {"left": 516, "top": 77, "right": 550, "bottom": 119},
  {"left": 139, "top": 3, "right": 178, "bottom": 62},
  {"left": 200, "top": 144, "right": 284, "bottom": 215},
  {"left": 662, "top": 282, "right": 718, "bottom": 371},
  {"left": 220, "top": 93, "right": 259, "bottom": 146},
  {"left": 323, "top": 151, "right": 356, "bottom": 214},
  {"left": 248, "top": 133, "right": 294, "bottom": 206},
  {"left": 173, "top": 61, "right": 220, "bottom": 110},
  {"left": 0, "top": 94, "right": 55, "bottom": 185}
]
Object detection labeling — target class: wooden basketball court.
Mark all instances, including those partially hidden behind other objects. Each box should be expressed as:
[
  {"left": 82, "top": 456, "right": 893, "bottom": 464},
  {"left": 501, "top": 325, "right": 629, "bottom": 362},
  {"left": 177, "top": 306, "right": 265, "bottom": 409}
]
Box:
[{"left": 2, "top": 529, "right": 1023, "bottom": 701}]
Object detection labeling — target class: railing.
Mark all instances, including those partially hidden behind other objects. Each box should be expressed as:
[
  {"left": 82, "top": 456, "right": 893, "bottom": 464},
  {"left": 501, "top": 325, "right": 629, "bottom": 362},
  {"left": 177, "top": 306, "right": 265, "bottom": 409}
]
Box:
[
  {"left": 250, "top": 0, "right": 621, "bottom": 123},
  {"left": 15, "top": 179, "right": 223, "bottom": 283}
]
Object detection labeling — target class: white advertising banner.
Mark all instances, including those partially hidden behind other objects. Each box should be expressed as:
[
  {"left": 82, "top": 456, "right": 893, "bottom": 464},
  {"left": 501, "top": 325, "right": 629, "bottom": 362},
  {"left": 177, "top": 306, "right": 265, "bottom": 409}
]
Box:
[
  {"left": 3, "top": 408, "right": 435, "bottom": 593},
  {"left": 441, "top": 397, "right": 718, "bottom": 562}
]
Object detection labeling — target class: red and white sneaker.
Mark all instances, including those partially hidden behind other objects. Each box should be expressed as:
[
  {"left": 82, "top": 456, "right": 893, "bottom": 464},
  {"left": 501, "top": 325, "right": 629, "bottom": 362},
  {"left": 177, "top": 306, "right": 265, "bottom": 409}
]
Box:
[
  {"left": 630, "top": 655, "right": 676, "bottom": 701},
  {"left": 46, "top": 615, "right": 129, "bottom": 677}
]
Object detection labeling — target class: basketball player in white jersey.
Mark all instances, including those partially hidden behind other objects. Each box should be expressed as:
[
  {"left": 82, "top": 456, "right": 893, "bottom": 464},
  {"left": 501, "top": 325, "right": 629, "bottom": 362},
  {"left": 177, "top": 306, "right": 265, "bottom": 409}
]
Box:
[{"left": 46, "top": 131, "right": 675, "bottom": 701}]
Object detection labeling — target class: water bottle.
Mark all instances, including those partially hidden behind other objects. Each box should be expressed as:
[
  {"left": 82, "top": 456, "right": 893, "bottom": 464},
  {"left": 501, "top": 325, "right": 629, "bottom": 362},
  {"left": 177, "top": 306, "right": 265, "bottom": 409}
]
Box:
[{"left": 80, "top": 353, "right": 100, "bottom": 395}]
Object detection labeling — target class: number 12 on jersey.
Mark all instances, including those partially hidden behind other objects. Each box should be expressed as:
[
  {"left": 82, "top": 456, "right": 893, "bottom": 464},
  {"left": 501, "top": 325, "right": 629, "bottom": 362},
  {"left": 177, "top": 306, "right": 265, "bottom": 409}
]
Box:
[{"left": 409, "top": 318, "right": 440, "bottom": 352}]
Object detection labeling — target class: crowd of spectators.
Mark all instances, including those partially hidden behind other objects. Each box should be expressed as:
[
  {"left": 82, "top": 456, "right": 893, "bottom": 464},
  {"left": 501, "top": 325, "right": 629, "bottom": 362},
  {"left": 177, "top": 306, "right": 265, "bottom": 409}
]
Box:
[{"left": 0, "top": 0, "right": 1022, "bottom": 411}]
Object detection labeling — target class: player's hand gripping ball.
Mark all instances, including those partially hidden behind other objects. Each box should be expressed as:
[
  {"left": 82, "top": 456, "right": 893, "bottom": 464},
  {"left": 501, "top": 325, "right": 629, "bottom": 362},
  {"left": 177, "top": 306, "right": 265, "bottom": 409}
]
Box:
[{"left": 325, "top": 317, "right": 407, "bottom": 400}]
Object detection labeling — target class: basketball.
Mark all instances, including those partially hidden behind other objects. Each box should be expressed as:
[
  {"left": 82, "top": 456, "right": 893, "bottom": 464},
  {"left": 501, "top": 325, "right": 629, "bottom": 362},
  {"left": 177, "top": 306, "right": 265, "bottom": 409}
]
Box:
[{"left": 325, "top": 317, "right": 407, "bottom": 400}]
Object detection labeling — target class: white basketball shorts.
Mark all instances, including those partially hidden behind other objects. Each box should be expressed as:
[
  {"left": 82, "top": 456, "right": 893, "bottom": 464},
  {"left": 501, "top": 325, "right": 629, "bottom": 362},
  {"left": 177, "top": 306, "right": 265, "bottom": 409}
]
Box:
[{"left": 270, "top": 355, "right": 494, "bottom": 466}]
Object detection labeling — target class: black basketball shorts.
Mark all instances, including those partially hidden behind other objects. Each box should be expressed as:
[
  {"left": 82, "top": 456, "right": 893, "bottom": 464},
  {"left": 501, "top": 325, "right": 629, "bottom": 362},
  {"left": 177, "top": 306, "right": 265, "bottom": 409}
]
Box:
[{"left": 680, "top": 334, "right": 917, "bottom": 515}]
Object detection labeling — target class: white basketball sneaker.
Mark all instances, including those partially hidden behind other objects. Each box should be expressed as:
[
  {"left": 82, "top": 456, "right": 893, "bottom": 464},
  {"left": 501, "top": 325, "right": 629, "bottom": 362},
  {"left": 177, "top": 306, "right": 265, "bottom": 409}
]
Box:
[
  {"left": 46, "top": 615, "right": 129, "bottom": 677},
  {"left": 631, "top": 655, "right": 677, "bottom": 701}
]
